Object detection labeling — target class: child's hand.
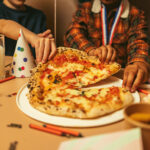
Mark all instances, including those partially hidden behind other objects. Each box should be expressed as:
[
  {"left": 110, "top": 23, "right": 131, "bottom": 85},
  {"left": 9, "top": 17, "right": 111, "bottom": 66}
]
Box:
[
  {"left": 88, "top": 45, "right": 116, "bottom": 63},
  {"left": 32, "top": 36, "right": 56, "bottom": 63},
  {"left": 123, "top": 62, "right": 149, "bottom": 92},
  {"left": 37, "top": 29, "right": 53, "bottom": 39}
]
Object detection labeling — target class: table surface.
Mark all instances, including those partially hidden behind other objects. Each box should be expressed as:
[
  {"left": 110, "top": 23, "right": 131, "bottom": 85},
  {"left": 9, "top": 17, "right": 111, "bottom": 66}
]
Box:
[{"left": 0, "top": 56, "right": 149, "bottom": 150}]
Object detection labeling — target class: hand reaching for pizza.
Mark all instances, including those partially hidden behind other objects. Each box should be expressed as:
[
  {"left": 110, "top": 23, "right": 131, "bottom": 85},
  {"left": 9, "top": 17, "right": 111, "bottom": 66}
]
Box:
[
  {"left": 37, "top": 29, "right": 53, "bottom": 39},
  {"left": 32, "top": 36, "right": 57, "bottom": 64},
  {"left": 89, "top": 45, "right": 116, "bottom": 63},
  {"left": 123, "top": 62, "right": 149, "bottom": 92}
]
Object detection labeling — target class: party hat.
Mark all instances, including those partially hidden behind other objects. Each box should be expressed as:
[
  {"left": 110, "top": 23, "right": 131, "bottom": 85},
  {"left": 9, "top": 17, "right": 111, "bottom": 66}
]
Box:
[{"left": 12, "top": 29, "right": 36, "bottom": 78}]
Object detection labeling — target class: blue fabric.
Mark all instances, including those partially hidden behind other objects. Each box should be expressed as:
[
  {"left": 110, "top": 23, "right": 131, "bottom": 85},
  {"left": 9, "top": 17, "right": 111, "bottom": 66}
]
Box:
[
  {"left": 0, "top": 2, "right": 47, "bottom": 57},
  {"left": 79, "top": 0, "right": 91, "bottom": 3}
]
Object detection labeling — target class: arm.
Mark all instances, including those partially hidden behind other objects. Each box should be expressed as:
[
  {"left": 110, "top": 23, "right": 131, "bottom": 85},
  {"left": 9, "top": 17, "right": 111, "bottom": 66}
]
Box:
[
  {"left": 127, "top": 10, "right": 150, "bottom": 65},
  {"left": 0, "top": 19, "right": 56, "bottom": 63},
  {"left": 64, "top": 3, "right": 96, "bottom": 53},
  {"left": 123, "top": 8, "right": 150, "bottom": 92},
  {"left": 0, "top": 19, "right": 36, "bottom": 46}
]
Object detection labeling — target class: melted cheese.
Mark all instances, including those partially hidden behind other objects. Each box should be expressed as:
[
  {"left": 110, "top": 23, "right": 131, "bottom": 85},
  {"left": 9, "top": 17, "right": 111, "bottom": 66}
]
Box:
[
  {"left": 65, "top": 89, "right": 81, "bottom": 96},
  {"left": 48, "top": 63, "right": 84, "bottom": 73},
  {"left": 70, "top": 97, "right": 91, "bottom": 111},
  {"left": 84, "top": 89, "right": 99, "bottom": 98},
  {"left": 100, "top": 88, "right": 110, "bottom": 97}
]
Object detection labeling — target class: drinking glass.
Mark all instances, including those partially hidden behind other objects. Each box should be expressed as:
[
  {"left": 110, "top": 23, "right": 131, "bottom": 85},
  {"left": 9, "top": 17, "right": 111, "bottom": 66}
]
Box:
[{"left": 0, "top": 34, "right": 5, "bottom": 80}]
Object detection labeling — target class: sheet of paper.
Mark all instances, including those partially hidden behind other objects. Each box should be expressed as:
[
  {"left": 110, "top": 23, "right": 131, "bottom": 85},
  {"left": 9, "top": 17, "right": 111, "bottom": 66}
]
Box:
[{"left": 59, "top": 128, "right": 143, "bottom": 150}]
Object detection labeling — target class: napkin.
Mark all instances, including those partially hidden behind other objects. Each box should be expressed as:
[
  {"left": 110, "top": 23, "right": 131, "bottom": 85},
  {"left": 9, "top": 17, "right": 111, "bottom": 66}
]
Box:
[
  {"left": 58, "top": 128, "right": 143, "bottom": 150},
  {"left": 12, "top": 29, "right": 35, "bottom": 77}
]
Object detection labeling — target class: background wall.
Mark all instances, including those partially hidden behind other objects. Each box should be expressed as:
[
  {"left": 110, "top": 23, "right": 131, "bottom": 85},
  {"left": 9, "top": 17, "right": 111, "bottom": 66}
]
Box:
[
  {"left": 56, "top": 0, "right": 78, "bottom": 46},
  {"left": 26, "top": 0, "right": 54, "bottom": 34}
]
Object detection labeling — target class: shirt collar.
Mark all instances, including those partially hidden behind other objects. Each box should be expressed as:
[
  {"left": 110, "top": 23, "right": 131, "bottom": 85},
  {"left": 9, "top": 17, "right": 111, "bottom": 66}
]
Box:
[{"left": 91, "top": 0, "right": 130, "bottom": 18}]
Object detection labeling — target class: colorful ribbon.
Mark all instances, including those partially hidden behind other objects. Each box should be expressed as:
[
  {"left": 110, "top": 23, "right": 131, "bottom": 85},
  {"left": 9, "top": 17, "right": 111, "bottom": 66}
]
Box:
[{"left": 101, "top": 2, "right": 124, "bottom": 45}]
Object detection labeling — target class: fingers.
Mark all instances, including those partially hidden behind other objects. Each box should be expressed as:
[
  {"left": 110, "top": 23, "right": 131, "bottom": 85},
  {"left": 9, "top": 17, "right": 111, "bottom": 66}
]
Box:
[
  {"left": 131, "top": 69, "right": 144, "bottom": 92},
  {"left": 90, "top": 46, "right": 105, "bottom": 62},
  {"left": 43, "top": 29, "right": 53, "bottom": 38},
  {"left": 36, "top": 38, "right": 44, "bottom": 63},
  {"left": 123, "top": 65, "right": 139, "bottom": 91},
  {"left": 94, "top": 48, "right": 102, "bottom": 60},
  {"left": 35, "top": 39, "right": 40, "bottom": 63},
  {"left": 37, "top": 29, "right": 52, "bottom": 38},
  {"left": 48, "top": 39, "right": 57, "bottom": 60},
  {"left": 111, "top": 48, "right": 116, "bottom": 62},
  {"left": 88, "top": 45, "right": 116, "bottom": 63},
  {"left": 123, "top": 62, "right": 149, "bottom": 92},
  {"left": 122, "top": 62, "right": 148, "bottom": 92},
  {"left": 105, "top": 45, "right": 116, "bottom": 63},
  {"left": 35, "top": 37, "right": 57, "bottom": 64},
  {"left": 42, "top": 38, "right": 51, "bottom": 63},
  {"left": 122, "top": 65, "right": 138, "bottom": 91},
  {"left": 43, "top": 29, "right": 51, "bottom": 35},
  {"left": 47, "top": 34, "right": 53, "bottom": 39},
  {"left": 101, "top": 46, "right": 107, "bottom": 63},
  {"left": 122, "top": 70, "right": 128, "bottom": 88},
  {"left": 105, "top": 45, "right": 112, "bottom": 63},
  {"left": 88, "top": 49, "right": 95, "bottom": 56},
  {"left": 125, "top": 71, "right": 136, "bottom": 91},
  {"left": 94, "top": 45, "right": 116, "bottom": 63},
  {"left": 37, "top": 33, "right": 42, "bottom": 37}
]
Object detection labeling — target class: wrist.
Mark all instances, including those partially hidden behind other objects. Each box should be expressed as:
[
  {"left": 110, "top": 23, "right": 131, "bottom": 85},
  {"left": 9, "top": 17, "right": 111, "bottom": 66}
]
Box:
[{"left": 29, "top": 34, "right": 39, "bottom": 48}]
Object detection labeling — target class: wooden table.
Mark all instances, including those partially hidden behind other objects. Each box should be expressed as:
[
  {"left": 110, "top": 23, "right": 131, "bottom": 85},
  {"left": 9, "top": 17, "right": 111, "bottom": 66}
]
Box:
[{"left": 0, "top": 57, "right": 149, "bottom": 150}]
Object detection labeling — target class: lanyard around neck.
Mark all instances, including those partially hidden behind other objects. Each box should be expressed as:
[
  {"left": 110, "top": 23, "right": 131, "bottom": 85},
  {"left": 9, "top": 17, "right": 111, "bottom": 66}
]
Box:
[{"left": 101, "top": 2, "right": 124, "bottom": 45}]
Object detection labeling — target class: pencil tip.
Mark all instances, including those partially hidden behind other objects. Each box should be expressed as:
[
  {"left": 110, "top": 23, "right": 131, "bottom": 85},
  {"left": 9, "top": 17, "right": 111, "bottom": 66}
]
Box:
[
  {"left": 78, "top": 133, "right": 83, "bottom": 137},
  {"left": 43, "top": 124, "right": 46, "bottom": 127},
  {"left": 62, "top": 133, "right": 66, "bottom": 137}
]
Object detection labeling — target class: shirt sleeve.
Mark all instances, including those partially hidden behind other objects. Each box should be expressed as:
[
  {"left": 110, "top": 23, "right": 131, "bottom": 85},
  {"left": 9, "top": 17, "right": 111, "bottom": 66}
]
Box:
[
  {"left": 127, "top": 8, "right": 150, "bottom": 65},
  {"left": 39, "top": 12, "right": 47, "bottom": 33},
  {"left": 64, "top": 3, "right": 96, "bottom": 53}
]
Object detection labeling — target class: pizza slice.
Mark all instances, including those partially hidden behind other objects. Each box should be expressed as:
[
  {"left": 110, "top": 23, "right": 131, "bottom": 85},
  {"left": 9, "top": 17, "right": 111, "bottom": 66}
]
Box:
[
  {"left": 33, "top": 47, "right": 121, "bottom": 90},
  {"left": 28, "top": 86, "right": 133, "bottom": 119}
]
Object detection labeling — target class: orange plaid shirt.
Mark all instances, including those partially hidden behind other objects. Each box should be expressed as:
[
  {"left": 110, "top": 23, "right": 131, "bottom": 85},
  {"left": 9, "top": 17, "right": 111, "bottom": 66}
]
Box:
[{"left": 64, "top": 2, "right": 150, "bottom": 67}]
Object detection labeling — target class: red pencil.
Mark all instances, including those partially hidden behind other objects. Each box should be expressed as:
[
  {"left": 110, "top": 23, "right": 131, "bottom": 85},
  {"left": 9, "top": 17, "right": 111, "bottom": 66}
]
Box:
[
  {"left": 137, "top": 88, "right": 150, "bottom": 95},
  {"left": 0, "top": 76, "right": 15, "bottom": 83},
  {"left": 29, "top": 124, "right": 66, "bottom": 136},
  {"left": 43, "top": 124, "right": 83, "bottom": 137}
]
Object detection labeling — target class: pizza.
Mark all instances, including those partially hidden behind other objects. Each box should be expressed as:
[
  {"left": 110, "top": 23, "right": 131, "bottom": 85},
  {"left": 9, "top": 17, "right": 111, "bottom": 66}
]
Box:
[
  {"left": 28, "top": 47, "right": 121, "bottom": 90},
  {"left": 27, "top": 47, "right": 133, "bottom": 119},
  {"left": 28, "top": 86, "right": 133, "bottom": 119}
]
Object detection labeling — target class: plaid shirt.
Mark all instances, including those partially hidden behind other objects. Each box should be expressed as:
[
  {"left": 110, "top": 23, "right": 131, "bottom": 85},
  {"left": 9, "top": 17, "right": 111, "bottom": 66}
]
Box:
[{"left": 64, "top": 2, "right": 150, "bottom": 67}]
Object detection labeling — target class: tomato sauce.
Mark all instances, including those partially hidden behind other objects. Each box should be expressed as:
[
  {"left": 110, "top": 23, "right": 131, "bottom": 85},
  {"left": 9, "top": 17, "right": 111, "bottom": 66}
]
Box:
[{"left": 53, "top": 54, "right": 68, "bottom": 66}]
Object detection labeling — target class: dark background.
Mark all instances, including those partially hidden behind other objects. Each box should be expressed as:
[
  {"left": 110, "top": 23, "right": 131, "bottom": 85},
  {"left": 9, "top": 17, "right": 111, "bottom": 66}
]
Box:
[{"left": 131, "top": 0, "right": 150, "bottom": 35}]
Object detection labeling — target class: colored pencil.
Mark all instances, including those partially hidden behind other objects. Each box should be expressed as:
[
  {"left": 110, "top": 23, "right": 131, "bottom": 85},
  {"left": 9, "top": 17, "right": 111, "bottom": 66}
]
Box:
[
  {"left": 0, "top": 76, "right": 15, "bottom": 83},
  {"left": 29, "top": 124, "right": 66, "bottom": 136},
  {"left": 137, "top": 88, "right": 150, "bottom": 95},
  {"left": 43, "top": 124, "right": 83, "bottom": 137}
]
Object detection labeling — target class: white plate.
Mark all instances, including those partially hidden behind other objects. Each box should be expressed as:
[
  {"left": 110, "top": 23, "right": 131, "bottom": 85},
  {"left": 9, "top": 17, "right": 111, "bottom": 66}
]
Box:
[{"left": 16, "top": 76, "right": 140, "bottom": 127}]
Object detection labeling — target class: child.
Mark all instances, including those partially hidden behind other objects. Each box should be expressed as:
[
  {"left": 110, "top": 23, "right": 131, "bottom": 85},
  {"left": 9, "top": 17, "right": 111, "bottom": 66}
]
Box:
[
  {"left": 0, "top": 19, "right": 56, "bottom": 63},
  {"left": 64, "top": 0, "right": 150, "bottom": 92},
  {"left": 0, "top": 0, "right": 50, "bottom": 57}
]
